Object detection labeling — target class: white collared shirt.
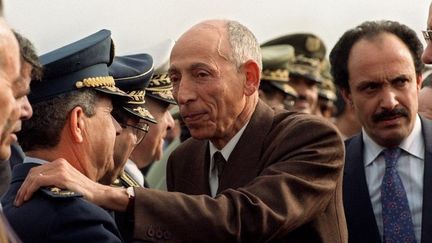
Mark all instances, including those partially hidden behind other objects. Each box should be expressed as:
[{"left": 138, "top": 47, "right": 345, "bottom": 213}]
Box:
[
  {"left": 124, "top": 159, "right": 145, "bottom": 187},
  {"left": 208, "top": 122, "right": 249, "bottom": 197},
  {"left": 363, "top": 115, "right": 424, "bottom": 243},
  {"left": 23, "top": 156, "right": 48, "bottom": 165}
]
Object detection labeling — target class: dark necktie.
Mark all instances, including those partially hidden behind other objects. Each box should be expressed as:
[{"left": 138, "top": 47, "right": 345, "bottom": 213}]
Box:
[
  {"left": 213, "top": 151, "right": 226, "bottom": 180},
  {"left": 381, "top": 148, "right": 416, "bottom": 243}
]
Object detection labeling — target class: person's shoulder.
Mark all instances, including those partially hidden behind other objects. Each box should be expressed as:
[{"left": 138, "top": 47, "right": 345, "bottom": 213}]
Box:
[
  {"left": 30, "top": 186, "right": 114, "bottom": 227},
  {"left": 273, "top": 110, "right": 340, "bottom": 135},
  {"left": 40, "top": 186, "right": 82, "bottom": 199},
  {"left": 2, "top": 186, "right": 84, "bottom": 239},
  {"left": 4, "top": 186, "right": 82, "bottom": 215}
]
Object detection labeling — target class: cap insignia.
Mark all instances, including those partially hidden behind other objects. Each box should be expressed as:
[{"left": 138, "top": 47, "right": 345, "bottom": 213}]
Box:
[
  {"left": 133, "top": 106, "right": 155, "bottom": 120},
  {"left": 127, "top": 90, "right": 145, "bottom": 104},
  {"left": 305, "top": 36, "right": 321, "bottom": 52},
  {"left": 151, "top": 74, "right": 171, "bottom": 86},
  {"left": 150, "top": 90, "right": 174, "bottom": 100}
]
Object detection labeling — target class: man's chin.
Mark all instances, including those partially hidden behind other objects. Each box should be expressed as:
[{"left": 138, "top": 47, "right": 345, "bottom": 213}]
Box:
[
  {"left": 0, "top": 145, "right": 12, "bottom": 161},
  {"left": 368, "top": 129, "right": 406, "bottom": 148}
]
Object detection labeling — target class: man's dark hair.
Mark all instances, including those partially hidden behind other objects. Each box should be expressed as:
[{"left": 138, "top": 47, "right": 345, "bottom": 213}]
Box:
[
  {"left": 13, "top": 30, "right": 43, "bottom": 80},
  {"left": 330, "top": 20, "right": 424, "bottom": 91},
  {"left": 19, "top": 89, "right": 99, "bottom": 152}
]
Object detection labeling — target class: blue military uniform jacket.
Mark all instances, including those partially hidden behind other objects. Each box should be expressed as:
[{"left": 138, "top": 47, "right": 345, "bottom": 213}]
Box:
[{"left": 1, "top": 163, "right": 123, "bottom": 243}]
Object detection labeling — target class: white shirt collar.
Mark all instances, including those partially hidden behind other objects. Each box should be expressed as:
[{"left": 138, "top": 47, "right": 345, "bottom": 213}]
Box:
[
  {"left": 363, "top": 114, "right": 424, "bottom": 167},
  {"left": 209, "top": 121, "right": 249, "bottom": 162},
  {"left": 23, "top": 156, "right": 48, "bottom": 165}
]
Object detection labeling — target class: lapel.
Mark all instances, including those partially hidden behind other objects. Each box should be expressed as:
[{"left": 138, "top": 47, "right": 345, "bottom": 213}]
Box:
[
  {"left": 420, "top": 117, "right": 432, "bottom": 243},
  {"left": 343, "top": 134, "right": 382, "bottom": 242},
  {"left": 180, "top": 139, "right": 212, "bottom": 195},
  {"left": 217, "top": 100, "right": 273, "bottom": 193}
]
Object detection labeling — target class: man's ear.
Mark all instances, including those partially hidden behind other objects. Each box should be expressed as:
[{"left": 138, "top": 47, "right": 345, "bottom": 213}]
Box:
[
  {"left": 340, "top": 87, "right": 353, "bottom": 107},
  {"left": 68, "top": 106, "right": 86, "bottom": 143},
  {"left": 242, "top": 60, "right": 260, "bottom": 96},
  {"left": 417, "top": 73, "right": 423, "bottom": 92}
]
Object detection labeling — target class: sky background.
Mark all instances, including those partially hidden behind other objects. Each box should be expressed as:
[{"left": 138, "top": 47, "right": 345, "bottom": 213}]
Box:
[{"left": 3, "top": 0, "right": 430, "bottom": 63}]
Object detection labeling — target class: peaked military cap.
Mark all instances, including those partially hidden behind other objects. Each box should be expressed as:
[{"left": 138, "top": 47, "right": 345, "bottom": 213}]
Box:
[
  {"left": 147, "top": 63, "right": 176, "bottom": 105},
  {"left": 289, "top": 55, "right": 323, "bottom": 84},
  {"left": 109, "top": 53, "right": 157, "bottom": 124},
  {"left": 261, "top": 44, "right": 297, "bottom": 98},
  {"left": 29, "top": 29, "right": 128, "bottom": 103},
  {"left": 262, "top": 33, "right": 326, "bottom": 61},
  {"left": 142, "top": 40, "right": 177, "bottom": 105},
  {"left": 318, "top": 59, "right": 336, "bottom": 101}
]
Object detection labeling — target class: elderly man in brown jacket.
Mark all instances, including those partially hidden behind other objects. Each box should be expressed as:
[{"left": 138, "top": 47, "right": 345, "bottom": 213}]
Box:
[{"left": 15, "top": 19, "right": 347, "bottom": 242}]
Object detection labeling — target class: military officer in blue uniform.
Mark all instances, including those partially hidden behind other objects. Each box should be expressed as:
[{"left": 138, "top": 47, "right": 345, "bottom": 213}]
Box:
[
  {"left": 100, "top": 53, "right": 157, "bottom": 243},
  {"left": 1, "top": 29, "right": 127, "bottom": 242},
  {"left": 101, "top": 53, "right": 157, "bottom": 187},
  {"left": 127, "top": 51, "right": 177, "bottom": 186}
]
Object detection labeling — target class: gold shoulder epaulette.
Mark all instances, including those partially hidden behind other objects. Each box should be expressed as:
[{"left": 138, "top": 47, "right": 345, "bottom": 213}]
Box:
[
  {"left": 120, "top": 171, "right": 141, "bottom": 188},
  {"left": 40, "top": 186, "right": 82, "bottom": 198}
]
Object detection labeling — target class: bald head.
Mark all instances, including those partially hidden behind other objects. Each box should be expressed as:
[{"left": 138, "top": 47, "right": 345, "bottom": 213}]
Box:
[{"left": 174, "top": 19, "right": 262, "bottom": 71}]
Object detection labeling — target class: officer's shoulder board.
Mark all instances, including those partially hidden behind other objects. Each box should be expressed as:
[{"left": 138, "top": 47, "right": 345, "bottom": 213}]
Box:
[{"left": 40, "top": 186, "right": 82, "bottom": 199}]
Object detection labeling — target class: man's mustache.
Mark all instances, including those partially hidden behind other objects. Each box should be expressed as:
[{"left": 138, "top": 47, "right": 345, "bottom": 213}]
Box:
[{"left": 372, "top": 107, "right": 409, "bottom": 123}]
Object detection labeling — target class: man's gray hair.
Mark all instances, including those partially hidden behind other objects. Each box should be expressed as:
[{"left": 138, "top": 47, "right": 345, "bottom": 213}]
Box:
[
  {"left": 226, "top": 20, "right": 262, "bottom": 71},
  {"left": 19, "top": 89, "right": 99, "bottom": 151}
]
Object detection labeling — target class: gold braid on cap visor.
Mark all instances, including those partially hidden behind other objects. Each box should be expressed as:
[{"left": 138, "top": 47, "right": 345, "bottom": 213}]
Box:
[
  {"left": 262, "top": 69, "right": 289, "bottom": 81},
  {"left": 133, "top": 106, "right": 155, "bottom": 120},
  {"left": 127, "top": 90, "right": 146, "bottom": 104},
  {"left": 75, "top": 76, "right": 116, "bottom": 89}
]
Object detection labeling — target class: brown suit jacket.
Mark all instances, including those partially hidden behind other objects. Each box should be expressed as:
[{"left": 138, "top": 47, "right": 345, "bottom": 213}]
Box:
[{"left": 133, "top": 100, "right": 347, "bottom": 242}]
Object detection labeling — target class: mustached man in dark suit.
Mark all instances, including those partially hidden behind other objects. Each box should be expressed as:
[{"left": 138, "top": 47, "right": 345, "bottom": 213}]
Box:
[{"left": 330, "top": 20, "right": 429, "bottom": 243}]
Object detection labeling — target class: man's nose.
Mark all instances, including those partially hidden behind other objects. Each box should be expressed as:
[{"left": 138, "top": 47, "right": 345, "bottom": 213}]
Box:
[
  {"left": 380, "top": 89, "right": 399, "bottom": 110},
  {"left": 175, "top": 78, "right": 196, "bottom": 105},
  {"left": 111, "top": 116, "right": 122, "bottom": 136},
  {"left": 19, "top": 96, "right": 33, "bottom": 120}
]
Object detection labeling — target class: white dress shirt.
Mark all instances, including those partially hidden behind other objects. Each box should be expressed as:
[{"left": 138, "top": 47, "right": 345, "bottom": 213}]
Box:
[
  {"left": 23, "top": 156, "right": 48, "bottom": 165},
  {"left": 208, "top": 122, "right": 248, "bottom": 197},
  {"left": 124, "top": 159, "right": 145, "bottom": 187},
  {"left": 363, "top": 115, "right": 424, "bottom": 242}
]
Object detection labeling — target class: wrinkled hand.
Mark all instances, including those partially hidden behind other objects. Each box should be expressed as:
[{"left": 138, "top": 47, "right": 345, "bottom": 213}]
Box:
[{"left": 14, "top": 158, "right": 102, "bottom": 207}]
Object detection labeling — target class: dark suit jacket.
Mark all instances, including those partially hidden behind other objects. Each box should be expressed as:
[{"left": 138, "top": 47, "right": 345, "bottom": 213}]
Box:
[
  {"left": 343, "top": 116, "right": 432, "bottom": 243},
  {"left": 0, "top": 143, "right": 25, "bottom": 198},
  {"left": 132, "top": 100, "right": 347, "bottom": 242},
  {"left": 1, "top": 163, "right": 123, "bottom": 243}
]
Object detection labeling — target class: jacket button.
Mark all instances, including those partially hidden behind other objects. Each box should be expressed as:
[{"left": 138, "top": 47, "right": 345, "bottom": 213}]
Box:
[
  {"left": 164, "top": 231, "right": 172, "bottom": 240},
  {"left": 147, "top": 228, "right": 155, "bottom": 238},
  {"left": 156, "top": 229, "right": 163, "bottom": 239}
]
